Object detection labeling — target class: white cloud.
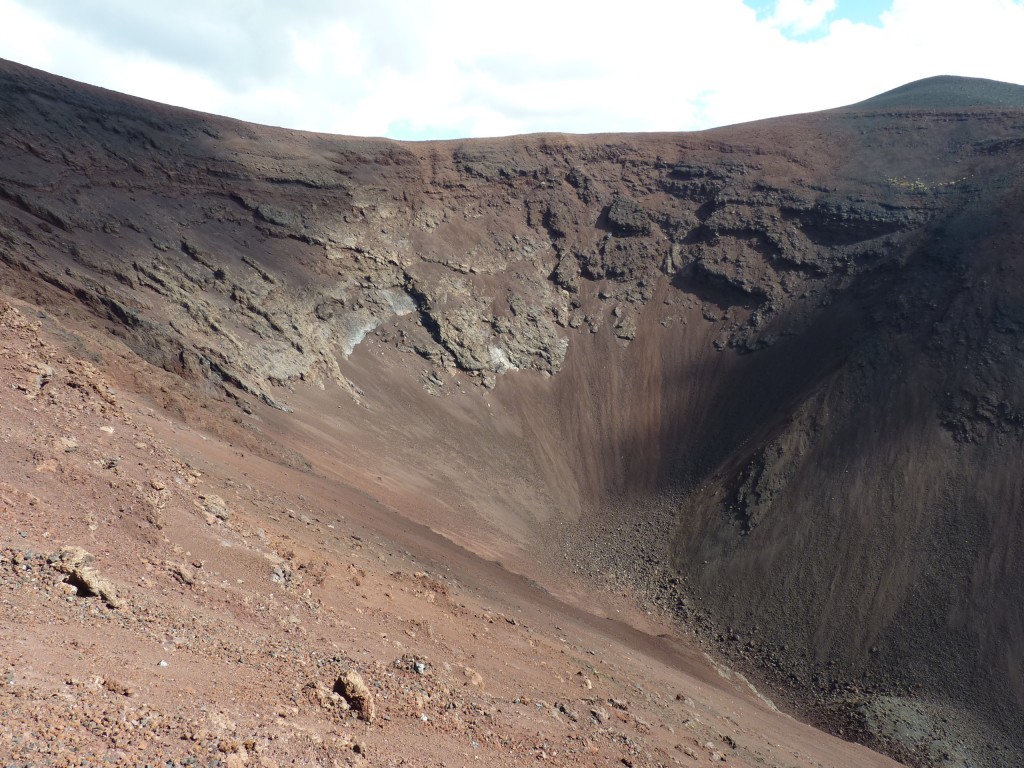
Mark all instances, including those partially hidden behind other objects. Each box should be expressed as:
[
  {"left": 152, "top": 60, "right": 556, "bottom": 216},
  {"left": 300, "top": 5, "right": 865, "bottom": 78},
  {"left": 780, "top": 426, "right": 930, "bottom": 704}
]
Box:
[
  {"left": 770, "top": 0, "right": 836, "bottom": 34},
  {"left": 0, "top": 0, "right": 1022, "bottom": 140}
]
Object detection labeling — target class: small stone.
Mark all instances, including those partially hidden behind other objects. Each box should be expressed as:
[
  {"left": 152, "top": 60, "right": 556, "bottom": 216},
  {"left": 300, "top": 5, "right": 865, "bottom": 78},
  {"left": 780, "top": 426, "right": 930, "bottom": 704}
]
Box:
[
  {"left": 201, "top": 495, "right": 231, "bottom": 521},
  {"left": 556, "top": 702, "right": 579, "bottom": 722},
  {"left": 102, "top": 677, "right": 134, "bottom": 697},
  {"left": 270, "top": 563, "right": 293, "bottom": 585},
  {"left": 49, "top": 546, "right": 121, "bottom": 608},
  {"left": 462, "top": 666, "right": 483, "bottom": 687},
  {"left": 167, "top": 562, "right": 196, "bottom": 586},
  {"left": 334, "top": 670, "right": 375, "bottom": 722},
  {"left": 54, "top": 436, "right": 79, "bottom": 453}
]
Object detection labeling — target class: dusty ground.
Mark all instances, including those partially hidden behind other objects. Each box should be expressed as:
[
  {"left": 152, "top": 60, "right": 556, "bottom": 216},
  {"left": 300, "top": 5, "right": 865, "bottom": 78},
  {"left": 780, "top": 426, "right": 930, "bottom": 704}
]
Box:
[{"left": 0, "top": 295, "right": 904, "bottom": 766}]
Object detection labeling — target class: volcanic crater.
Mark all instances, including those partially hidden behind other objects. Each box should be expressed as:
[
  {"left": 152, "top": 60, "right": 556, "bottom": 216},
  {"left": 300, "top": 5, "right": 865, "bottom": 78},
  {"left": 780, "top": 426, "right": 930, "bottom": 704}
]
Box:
[{"left": 1, "top": 61, "right": 1023, "bottom": 767}]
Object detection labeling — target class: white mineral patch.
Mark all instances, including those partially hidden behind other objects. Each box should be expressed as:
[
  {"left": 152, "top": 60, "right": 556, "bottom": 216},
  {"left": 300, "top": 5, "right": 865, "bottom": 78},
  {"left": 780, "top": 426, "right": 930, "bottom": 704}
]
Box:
[
  {"left": 378, "top": 288, "right": 416, "bottom": 316},
  {"left": 488, "top": 346, "right": 517, "bottom": 373},
  {"left": 340, "top": 314, "right": 380, "bottom": 356}
]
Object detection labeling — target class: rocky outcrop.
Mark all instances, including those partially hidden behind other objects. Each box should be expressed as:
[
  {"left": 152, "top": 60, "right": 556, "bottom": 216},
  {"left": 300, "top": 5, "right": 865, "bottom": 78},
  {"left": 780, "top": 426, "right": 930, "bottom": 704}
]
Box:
[
  {"left": 334, "top": 670, "right": 376, "bottom": 723},
  {"left": 0, "top": 59, "right": 957, "bottom": 408},
  {"left": 49, "top": 546, "right": 120, "bottom": 608},
  {"left": 605, "top": 195, "right": 652, "bottom": 236}
]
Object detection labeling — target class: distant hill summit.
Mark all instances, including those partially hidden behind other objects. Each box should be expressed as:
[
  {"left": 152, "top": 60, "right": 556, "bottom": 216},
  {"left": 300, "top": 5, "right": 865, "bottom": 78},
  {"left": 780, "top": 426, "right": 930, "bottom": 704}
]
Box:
[{"left": 847, "top": 74, "right": 1024, "bottom": 110}]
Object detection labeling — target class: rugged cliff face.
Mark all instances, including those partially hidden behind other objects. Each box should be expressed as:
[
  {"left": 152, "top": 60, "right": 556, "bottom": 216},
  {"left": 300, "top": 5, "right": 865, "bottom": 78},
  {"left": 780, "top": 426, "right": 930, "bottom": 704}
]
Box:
[{"left": 2, "top": 61, "right": 1023, "bottom": 764}]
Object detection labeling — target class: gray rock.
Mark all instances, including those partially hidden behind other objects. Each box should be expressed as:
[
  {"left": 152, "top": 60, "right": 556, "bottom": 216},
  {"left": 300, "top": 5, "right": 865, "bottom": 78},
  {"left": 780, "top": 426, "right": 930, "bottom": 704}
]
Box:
[{"left": 606, "top": 196, "right": 651, "bottom": 236}]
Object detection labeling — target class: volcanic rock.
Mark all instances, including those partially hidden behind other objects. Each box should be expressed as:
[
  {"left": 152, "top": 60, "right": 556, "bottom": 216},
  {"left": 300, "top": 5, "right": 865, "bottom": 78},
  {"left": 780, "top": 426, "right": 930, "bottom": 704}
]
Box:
[
  {"left": 334, "top": 670, "right": 376, "bottom": 722},
  {"left": 49, "top": 546, "right": 121, "bottom": 608}
]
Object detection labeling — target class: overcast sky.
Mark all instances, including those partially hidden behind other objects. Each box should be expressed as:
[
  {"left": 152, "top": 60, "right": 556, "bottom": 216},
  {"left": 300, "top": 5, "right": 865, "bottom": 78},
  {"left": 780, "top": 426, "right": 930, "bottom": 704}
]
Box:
[{"left": 1, "top": 0, "right": 1022, "bottom": 140}]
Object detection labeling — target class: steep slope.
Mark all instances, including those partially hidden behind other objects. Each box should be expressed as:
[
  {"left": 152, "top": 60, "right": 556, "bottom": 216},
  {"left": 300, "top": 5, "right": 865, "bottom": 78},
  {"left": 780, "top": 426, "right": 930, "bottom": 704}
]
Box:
[
  {"left": 2, "top": 293, "right": 902, "bottom": 768},
  {"left": 1, "top": 60, "right": 1023, "bottom": 764}
]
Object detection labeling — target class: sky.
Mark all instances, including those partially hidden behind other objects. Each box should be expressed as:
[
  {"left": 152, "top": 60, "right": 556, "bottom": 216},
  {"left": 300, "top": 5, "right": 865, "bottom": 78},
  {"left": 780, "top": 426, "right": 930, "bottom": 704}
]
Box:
[{"left": 0, "top": 0, "right": 1021, "bottom": 140}]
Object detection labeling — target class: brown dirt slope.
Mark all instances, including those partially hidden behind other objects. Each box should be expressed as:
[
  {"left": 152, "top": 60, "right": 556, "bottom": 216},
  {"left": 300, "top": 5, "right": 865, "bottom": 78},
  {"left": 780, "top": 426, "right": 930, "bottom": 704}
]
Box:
[
  {"left": 1, "top": 59, "right": 1023, "bottom": 765},
  {"left": 1, "top": 294, "right": 903, "bottom": 767}
]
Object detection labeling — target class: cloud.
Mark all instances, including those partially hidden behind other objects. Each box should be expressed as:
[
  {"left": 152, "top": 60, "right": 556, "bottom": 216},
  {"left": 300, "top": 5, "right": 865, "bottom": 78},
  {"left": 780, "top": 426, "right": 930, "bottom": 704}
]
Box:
[
  {"left": 0, "top": 0, "right": 1022, "bottom": 140},
  {"left": 769, "top": 0, "right": 837, "bottom": 34},
  {"left": 17, "top": 0, "right": 340, "bottom": 87}
]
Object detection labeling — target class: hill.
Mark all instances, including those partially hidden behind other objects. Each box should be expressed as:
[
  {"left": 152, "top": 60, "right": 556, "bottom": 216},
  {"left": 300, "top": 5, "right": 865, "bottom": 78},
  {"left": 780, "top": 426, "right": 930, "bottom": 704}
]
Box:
[
  {"left": 1, "top": 60, "right": 1023, "bottom": 766},
  {"left": 848, "top": 74, "right": 1024, "bottom": 110}
]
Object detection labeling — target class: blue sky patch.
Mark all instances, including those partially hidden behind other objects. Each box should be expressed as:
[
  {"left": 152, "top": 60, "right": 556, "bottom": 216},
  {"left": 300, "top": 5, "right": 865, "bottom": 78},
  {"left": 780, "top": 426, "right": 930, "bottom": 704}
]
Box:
[
  {"left": 834, "top": 0, "right": 891, "bottom": 26},
  {"left": 745, "top": 0, "right": 891, "bottom": 36}
]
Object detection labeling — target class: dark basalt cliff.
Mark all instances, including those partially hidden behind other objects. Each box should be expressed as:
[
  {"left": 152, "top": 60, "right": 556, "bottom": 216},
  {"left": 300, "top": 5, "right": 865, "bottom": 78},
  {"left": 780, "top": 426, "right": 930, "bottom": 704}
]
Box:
[{"left": 2, "top": 60, "right": 1023, "bottom": 765}]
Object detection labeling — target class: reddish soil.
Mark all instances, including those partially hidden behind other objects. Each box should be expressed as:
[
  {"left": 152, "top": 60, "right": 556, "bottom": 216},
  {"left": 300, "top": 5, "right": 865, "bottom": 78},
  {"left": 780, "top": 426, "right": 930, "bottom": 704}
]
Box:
[{"left": 0, "top": 295, "right": 901, "bottom": 766}]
